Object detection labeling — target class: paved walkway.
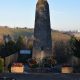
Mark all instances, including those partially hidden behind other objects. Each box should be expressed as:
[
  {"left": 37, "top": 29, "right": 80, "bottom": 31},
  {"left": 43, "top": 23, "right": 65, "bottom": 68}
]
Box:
[{"left": 0, "top": 73, "right": 80, "bottom": 80}]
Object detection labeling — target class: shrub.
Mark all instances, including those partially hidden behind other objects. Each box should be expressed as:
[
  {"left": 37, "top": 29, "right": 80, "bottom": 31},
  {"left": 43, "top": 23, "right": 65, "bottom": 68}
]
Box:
[{"left": 0, "top": 58, "right": 4, "bottom": 72}]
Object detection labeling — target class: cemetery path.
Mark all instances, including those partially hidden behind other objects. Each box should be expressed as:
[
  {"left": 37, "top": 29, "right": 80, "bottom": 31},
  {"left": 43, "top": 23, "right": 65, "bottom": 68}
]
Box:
[{"left": 0, "top": 73, "right": 80, "bottom": 80}]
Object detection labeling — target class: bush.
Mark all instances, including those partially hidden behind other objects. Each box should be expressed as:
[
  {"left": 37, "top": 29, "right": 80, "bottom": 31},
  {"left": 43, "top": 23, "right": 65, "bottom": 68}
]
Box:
[
  {"left": 28, "top": 59, "right": 39, "bottom": 68},
  {"left": 31, "top": 64, "right": 39, "bottom": 68},
  {"left": 0, "top": 58, "right": 4, "bottom": 72}
]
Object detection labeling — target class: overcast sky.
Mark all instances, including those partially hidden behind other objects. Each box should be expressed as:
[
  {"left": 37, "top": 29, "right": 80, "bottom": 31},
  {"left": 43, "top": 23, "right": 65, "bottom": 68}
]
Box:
[{"left": 0, "top": 0, "right": 80, "bottom": 31}]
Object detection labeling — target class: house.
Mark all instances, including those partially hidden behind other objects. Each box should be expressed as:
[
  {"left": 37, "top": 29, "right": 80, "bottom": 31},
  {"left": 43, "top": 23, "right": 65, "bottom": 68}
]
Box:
[
  {"left": 11, "top": 63, "right": 24, "bottom": 73},
  {"left": 0, "top": 53, "right": 18, "bottom": 72},
  {"left": 5, "top": 53, "right": 18, "bottom": 71}
]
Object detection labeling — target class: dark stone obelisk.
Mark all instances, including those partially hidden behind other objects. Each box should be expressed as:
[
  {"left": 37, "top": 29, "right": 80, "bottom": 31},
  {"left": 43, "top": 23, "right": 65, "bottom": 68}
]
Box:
[{"left": 33, "top": 0, "right": 52, "bottom": 60}]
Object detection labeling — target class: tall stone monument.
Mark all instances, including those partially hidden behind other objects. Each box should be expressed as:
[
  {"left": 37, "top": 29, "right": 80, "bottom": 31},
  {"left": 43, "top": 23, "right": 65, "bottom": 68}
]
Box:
[{"left": 33, "top": 0, "right": 52, "bottom": 60}]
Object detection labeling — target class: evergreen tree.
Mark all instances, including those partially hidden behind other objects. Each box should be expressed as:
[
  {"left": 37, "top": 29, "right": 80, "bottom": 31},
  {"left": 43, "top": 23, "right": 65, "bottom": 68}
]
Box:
[
  {"left": 5, "top": 40, "right": 16, "bottom": 55},
  {"left": 70, "top": 36, "right": 80, "bottom": 58},
  {"left": 16, "top": 36, "right": 24, "bottom": 51}
]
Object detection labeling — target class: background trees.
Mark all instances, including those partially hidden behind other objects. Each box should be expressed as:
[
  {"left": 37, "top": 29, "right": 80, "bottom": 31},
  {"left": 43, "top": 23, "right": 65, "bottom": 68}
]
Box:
[
  {"left": 5, "top": 40, "right": 17, "bottom": 56},
  {"left": 16, "top": 36, "right": 24, "bottom": 51},
  {"left": 70, "top": 36, "right": 80, "bottom": 58}
]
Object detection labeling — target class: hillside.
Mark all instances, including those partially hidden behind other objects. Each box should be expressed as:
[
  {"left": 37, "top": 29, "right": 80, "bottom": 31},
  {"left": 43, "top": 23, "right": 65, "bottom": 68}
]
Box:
[
  {"left": 52, "top": 30, "right": 71, "bottom": 42},
  {"left": 73, "top": 33, "right": 80, "bottom": 39},
  {"left": 0, "top": 27, "right": 33, "bottom": 38},
  {"left": 0, "top": 27, "right": 71, "bottom": 42}
]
